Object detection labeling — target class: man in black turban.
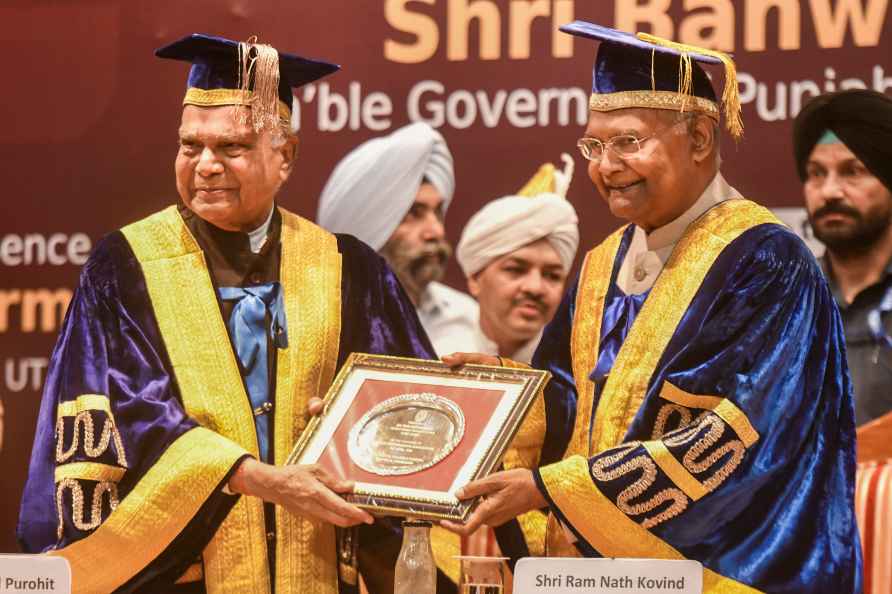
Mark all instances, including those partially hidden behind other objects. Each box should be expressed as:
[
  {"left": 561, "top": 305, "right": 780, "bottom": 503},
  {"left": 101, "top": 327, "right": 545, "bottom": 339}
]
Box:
[{"left": 794, "top": 89, "right": 892, "bottom": 425}]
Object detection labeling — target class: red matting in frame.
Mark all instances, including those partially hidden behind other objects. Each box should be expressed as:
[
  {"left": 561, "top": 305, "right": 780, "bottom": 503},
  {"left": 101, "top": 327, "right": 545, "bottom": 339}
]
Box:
[{"left": 316, "top": 378, "right": 506, "bottom": 491}]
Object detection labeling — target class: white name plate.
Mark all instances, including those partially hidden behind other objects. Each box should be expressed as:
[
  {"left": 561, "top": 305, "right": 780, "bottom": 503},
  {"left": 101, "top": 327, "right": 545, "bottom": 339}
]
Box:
[
  {"left": 514, "top": 557, "right": 702, "bottom": 594},
  {"left": 0, "top": 555, "right": 70, "bottom": 594}
]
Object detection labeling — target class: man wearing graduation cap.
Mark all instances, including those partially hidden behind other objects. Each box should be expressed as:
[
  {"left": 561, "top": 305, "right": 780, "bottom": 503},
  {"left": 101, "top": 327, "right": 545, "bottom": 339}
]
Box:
[
  {"left": 442, "top": 22, "right": 861, "bottom": 593},
  {"left": 794, "top": 89, "right": 892, "bottom": 426},
  {"left": 17, "top": 35, "right": 437, "bottom": 594}
]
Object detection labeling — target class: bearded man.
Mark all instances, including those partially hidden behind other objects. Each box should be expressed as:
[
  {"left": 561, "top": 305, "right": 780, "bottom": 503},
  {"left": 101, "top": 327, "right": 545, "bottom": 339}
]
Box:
[
  {"left": 795, "top": 89, "right": 892, "bottom": 425},
  {"left": 317, "top": 123, "right": 478, "bottom": 357}
]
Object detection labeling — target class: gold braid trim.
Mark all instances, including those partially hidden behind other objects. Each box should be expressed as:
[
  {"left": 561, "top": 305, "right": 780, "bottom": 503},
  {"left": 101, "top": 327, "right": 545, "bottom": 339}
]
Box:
[
  {"left": 274, "top": 211, "right": 342, "bottom": 594},
  {"left": 57, "top": 394, "right": 112, "bottom": 417},
  {"left": 183, "top": 88, "right": 291, "bottom": 123},
  {"left": 641, "top": 441, "right": 708, "bottom": 501},
  {"left": 55, "top": 478, "right": 119, "bottom": 540},
  {"left": 55, "top": 394, "right": 128, "bottom": 467},
  {"left": 589, "top": 200, "right": 779, "bottom": 454},
  {"left": 539, "top": 455, "right": 763, "bottom": 593},
  {"left": 569, "top": 226, "right": 628, "bottom": 459},
  {"left": 660, "top": 382, "right": 759, "bottom": 447},
  {"left": 652, "top": 404, "right": 693, "bottom": 439},
  {"left": 660, "top": 382, "right": 724, "bottom": 409},
  {"left": 544, "top": 223, "right": 628, "bottom": 561},
  {"left": 55, "top": 463, "right": 125, "bottom": 542},
  {"left": 122, "top": 206, "right": 270, "bottom": 593},
  {"left": 55, "top": 462, "right": 126, "bottom": 483},
  {"left": 664, "top": 414, "right": 747, "bottom": 495},
  {"left": 49, "top": 427, "right": 247, "bottom": 593},
  {"left": 500, "top": 356, "right": 548, "bottom": 556},
  {"left": 590, "top": 91, "right": 719, "bottom": 120},
  {"left": 714, "top": 400, "right": 759, "bottom": 448},
  {"left": 590, "top": 443, "right": 688, "bottom": 529}
]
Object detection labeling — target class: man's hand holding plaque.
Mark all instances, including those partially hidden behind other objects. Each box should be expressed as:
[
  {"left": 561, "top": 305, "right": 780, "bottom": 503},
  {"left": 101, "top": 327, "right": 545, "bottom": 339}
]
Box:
[
  {"left": 440, "top": 468, "right": 547, "bottom": 534},
  {"left": 290, "top": 353, "right": 548, "bottom": 521}
]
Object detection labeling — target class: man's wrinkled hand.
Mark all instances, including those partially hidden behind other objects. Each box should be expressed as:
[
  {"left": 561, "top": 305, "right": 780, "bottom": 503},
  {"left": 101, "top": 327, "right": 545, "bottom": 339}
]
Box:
[
  {"left": 230, "top": 458, "right": 374, "bottom": 528},
  {"left": 441, "top": 351, "right": 501, "bottom": 368},
  {"left": 440, "top": 469, "right": 546, "bottom": 536}
]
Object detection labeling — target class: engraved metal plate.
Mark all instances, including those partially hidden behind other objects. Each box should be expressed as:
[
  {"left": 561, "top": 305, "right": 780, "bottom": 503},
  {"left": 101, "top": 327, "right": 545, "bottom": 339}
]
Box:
[{"left": 347, "top": 392, "right": 465, "bottom": 475}]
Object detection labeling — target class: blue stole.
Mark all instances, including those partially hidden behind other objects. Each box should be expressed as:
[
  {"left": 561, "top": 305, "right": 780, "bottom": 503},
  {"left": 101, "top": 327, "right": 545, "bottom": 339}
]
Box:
[
  {"left": 588, "top": 285, "right": 650, "bottom": 446},
  {"left": 218, "top": 282, "right": 289, "bottom": 463}
]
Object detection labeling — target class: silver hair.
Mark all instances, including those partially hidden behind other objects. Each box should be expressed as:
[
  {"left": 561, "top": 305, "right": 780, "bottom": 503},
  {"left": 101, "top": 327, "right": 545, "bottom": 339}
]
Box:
[
  {"left": 269, "top": 123, "right": 299, "bottom": 163},
  {"left": 664, "top": 110, "right": 722, "bottom": 167}
]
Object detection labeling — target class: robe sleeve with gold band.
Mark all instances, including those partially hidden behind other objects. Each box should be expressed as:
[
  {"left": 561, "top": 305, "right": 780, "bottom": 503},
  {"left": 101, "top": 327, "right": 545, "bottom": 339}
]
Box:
[
  {"left": 17, "top": 205, "right": 438, "bottom": 594},
  {"left": 495, "top": 199, "right": 862, "bottom": 593}
]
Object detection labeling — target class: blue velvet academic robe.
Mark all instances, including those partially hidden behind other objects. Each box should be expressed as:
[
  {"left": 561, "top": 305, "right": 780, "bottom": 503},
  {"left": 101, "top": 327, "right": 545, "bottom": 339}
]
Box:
[
  {"left": 497, "top": 199, "right": 862, "bottom": 593},
  {"left": 17, "top": 206, "right": 436, "bottom": 594}
]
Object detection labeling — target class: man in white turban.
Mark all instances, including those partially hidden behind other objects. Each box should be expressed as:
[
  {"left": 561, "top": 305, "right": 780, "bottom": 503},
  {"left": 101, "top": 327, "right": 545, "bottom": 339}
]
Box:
[
  {"left": 455, "top": 155, "right": 580, "bottom": 363},
  {"left": 318, "top": 123, "right": 478, "bottom": 356},
  {"left": 431, "top": 155, "right": 580, "bottom": 568}
]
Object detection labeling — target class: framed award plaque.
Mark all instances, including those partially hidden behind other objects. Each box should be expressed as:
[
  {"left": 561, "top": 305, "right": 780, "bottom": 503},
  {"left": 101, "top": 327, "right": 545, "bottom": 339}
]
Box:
[{"left": 287, "top": 353, "right": 550, "bottom": 521}]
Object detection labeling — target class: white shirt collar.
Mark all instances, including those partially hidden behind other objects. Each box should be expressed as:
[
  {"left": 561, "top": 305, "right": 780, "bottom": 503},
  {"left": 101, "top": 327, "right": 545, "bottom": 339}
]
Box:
[
  {"left": 647, "top": 172, "right": 740, "bottom": 251},
  {"left": 418, "top": 283, "right": 443, "bottom": 317},
  {"left": 247, "top": 206, "right": 276, "bottom": 254},
  {"left": 618, "top": 173, "right": 741, "bottom": 294}
]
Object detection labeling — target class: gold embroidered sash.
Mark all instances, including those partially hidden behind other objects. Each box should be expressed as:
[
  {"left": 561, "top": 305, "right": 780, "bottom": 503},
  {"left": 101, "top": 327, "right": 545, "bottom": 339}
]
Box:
[
  {"left": 568, "top": 199, "right": 779, "bottom": 458},
  {"left": 123, "top": 206, "right": 342, "bottom": 594}
]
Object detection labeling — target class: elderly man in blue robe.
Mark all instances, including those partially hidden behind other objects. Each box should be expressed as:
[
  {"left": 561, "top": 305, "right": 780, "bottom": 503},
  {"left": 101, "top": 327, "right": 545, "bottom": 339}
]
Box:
[
  {"left": 17, "top": 35, "right": 436, "bottom": 594},
  {"left": 442, "top": 22, "right": 862, "bottom": 594}
]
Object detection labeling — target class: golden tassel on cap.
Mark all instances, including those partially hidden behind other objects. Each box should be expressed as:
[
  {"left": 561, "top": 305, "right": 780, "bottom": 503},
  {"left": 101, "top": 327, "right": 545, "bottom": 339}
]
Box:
[
  {"left": 237, "top": 37, "right": 281, "bottom": 133},
  {"left": 636, "top": 32, "right": 743, "bottom": 141}
]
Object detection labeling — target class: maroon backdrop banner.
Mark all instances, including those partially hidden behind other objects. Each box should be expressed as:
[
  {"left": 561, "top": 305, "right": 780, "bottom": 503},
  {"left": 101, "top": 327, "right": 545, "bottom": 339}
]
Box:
[{"left": 1, "top": 0, "right": 889, "bottom": 551}]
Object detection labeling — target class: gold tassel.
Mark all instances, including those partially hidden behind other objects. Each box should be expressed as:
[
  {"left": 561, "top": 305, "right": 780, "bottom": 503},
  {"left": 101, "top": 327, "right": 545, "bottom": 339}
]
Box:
[
  {"left": 636, "top": 32, "right": 743, "bottom": 141},
  {"left": 237, "top": 37, "right": 281, "bottom": 133}
]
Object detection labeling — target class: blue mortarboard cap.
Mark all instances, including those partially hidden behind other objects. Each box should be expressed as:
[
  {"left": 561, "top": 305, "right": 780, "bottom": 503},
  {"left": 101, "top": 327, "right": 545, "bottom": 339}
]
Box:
[
  {"left": 559, "top": 21, "right": 743, "bottom": 139},
  {"left": 155, "top": 34, "right": 339, "bottom": 131}
]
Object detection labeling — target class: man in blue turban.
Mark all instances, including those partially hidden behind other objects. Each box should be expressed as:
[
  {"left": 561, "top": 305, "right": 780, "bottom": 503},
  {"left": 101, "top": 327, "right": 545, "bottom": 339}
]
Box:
[
  {"left": 442, "top": 22, "right": 862, "bottom": 594},
  {"left": 795, "top": 89, "right": 892, "bottom": 426}
]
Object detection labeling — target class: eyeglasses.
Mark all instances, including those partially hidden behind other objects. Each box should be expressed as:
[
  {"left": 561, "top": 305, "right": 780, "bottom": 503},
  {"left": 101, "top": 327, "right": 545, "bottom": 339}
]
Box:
[
  {"left": 577, "top": 121, "right": 686, "bottom": 162},
  {"left": 576, "top": 133, "right": 655, "bottom": 162}
]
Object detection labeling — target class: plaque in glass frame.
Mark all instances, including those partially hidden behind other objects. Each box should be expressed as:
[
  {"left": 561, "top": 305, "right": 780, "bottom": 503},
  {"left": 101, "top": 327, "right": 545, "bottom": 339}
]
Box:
[{"left": 287, "top": 353, "right": 549, "bottom": 522}]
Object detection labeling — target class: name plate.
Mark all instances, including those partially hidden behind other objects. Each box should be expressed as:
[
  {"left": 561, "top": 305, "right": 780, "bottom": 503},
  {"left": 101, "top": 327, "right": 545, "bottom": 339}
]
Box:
[
  {"left": 514, "top": 558, "right": 702, "bottom": 594},
  {"left": 0, "top": 555, "right": 71, "bottom": 593}
]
